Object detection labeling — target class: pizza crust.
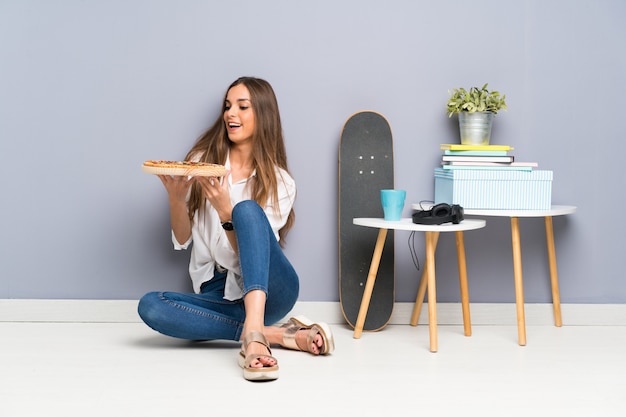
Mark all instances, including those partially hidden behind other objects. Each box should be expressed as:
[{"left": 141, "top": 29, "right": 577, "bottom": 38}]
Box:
[{"left": 142, "top": 160, "right": 227, "bottom": 177}]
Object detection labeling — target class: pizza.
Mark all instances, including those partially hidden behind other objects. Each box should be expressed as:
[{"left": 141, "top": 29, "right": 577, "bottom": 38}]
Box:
[{"left": 142, "top": 160, "right": 227, "bottom": 177}]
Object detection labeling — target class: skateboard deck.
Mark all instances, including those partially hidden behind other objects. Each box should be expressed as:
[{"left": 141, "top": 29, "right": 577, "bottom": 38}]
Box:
[{"left": 338, "top": 110, "right": 395, "bottom": 331}]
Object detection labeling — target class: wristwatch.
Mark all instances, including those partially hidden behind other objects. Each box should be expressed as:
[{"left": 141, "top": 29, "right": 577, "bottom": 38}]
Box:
[{"left": 221, "top": 220, "right": 234, "bottom": 231}]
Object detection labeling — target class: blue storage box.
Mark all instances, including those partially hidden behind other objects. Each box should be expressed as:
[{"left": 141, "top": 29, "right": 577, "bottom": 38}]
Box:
[{"left": 434, "top": 168, "right": 553, "bottom": 210}]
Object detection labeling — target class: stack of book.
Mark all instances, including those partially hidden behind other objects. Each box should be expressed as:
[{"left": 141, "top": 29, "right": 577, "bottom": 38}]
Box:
[{"left": 439, "top": 144, "right": 538, "bottom": 171}]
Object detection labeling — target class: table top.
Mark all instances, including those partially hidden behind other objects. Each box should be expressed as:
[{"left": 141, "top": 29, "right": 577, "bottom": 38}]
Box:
[
  {"left": 411, "top": 204, "right": 576, "bottom": 218},
  {"left": 353, "top": 217, "right": 486, "bottom": 232}
]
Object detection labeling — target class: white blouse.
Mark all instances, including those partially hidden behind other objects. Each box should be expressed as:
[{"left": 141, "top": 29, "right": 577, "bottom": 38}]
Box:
[{"left": 172, "top": 154, "right": 296, "bottom": 300}]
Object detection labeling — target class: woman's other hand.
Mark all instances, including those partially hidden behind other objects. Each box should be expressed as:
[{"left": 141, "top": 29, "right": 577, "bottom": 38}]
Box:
[{"left": 196, "top": 171, "right": 233, "bottom": 222}]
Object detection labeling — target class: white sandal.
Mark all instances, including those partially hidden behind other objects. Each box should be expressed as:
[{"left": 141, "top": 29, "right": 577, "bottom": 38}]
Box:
[
  {"left": 281, "top": 315, "right": 335, "bottom": 355},
  {"left": 239, "top": 331, "right": 279, "bottom": 381}
]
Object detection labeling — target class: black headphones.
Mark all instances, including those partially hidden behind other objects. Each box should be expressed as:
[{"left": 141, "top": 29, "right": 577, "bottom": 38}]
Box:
[{"left": 412, "top": 203, "right": 464, "bottom": 225}]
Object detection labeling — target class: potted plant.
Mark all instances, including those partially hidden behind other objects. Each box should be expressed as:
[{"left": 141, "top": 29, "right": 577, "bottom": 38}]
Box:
[{"left": 446, "top": 83, "right": 507, "bottom": 145}]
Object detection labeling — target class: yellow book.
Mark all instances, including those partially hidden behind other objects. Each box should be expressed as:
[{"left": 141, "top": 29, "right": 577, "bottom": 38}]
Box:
[{"left": 440, "top": 143, "right": 514, "bottom": 151}]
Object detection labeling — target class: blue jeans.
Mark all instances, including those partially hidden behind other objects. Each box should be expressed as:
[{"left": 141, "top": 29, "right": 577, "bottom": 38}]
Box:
[{"left": 137, "top": 200, "right": 300, "bottom": 341}]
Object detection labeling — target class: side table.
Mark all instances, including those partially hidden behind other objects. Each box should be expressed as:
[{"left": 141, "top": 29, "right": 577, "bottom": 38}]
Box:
[
  {"left": 352, "top": 218, "right": 486, "bottom": 352},
  {"left": 413, "top": 204, "right": 577, "bottom": 346}
]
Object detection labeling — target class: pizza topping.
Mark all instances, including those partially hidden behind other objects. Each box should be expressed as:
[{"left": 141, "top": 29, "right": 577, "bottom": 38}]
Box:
[{"left": 143, "top": 160, "right": 222, "bottom": 168}]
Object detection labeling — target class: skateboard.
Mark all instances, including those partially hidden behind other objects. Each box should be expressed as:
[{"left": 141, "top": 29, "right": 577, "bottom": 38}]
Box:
[{"left": 338, "top": 110, "right": 395, "bottom": 331}]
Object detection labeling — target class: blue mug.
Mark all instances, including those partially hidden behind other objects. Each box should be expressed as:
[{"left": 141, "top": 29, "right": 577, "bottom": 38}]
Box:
[{"left": 380, "top": 189, "right": 406, "bottom": 221}]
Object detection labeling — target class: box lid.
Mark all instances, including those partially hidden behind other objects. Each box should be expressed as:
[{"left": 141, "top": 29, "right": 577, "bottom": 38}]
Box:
[{"left": 434, "top": 167, "right": 553, "bottom": 181}]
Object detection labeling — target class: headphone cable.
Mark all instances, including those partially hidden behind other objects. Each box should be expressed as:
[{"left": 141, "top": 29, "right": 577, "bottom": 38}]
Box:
[{"left": 408, "top": 231, "right": 421, "bottom": 271}]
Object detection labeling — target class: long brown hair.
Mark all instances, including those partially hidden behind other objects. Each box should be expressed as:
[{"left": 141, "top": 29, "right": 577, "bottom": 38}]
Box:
[{"left": 185, "top": 77, "right": 295, "bottom": 244}]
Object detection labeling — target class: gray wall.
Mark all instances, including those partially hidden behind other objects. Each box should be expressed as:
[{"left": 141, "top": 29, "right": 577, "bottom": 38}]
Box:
[{"left": 1, "top": 0, "right": 624, "bottom": 303}]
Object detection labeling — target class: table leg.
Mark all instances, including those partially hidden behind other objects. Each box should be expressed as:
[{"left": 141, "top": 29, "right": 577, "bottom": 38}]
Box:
[
  {"left": 544, "top": 216, "right": 563, "bottom": 327},
  {"left": 353, "top": 228, "right": 388, "bottom": 339},
  {"left": 410, "top": 233, "right": 440, "bottom": 326},
  {"left": 425, "top": 231, "right": 439, "bottom": 352},
  {"left": 455, "top": 231, "right": 472, "bottom": 337},
  {"left": 510, "top": 217, "right": 527, "bottom": 346}
]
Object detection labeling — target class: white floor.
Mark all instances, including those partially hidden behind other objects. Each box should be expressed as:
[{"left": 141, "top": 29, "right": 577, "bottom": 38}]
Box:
[{"left": 2, "top": 320, "right": 625, "bottom": 417}]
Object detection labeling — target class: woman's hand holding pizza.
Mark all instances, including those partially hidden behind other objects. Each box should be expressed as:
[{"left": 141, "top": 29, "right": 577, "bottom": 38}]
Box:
[{"left": 157, "top": 175, "right": 193, "bottom": 205}]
